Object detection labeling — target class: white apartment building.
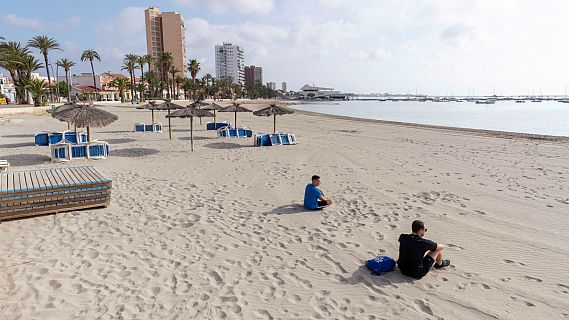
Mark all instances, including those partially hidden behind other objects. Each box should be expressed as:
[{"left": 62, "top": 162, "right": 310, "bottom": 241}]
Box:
[
  {"left": 266, "top": 82, "right": 276, "bottom": 90},
  {"left": 215, "top": 43, "right": 245, "bottom": 85},
  {"left": 281, "top": 82, "right": 288, "bottom": 92}
]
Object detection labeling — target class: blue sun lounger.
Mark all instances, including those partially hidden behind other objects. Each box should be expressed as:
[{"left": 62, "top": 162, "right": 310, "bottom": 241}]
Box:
[
  {"left": 134, "top": 123, "right": 163, "bottom": 133},
  {"left": 207, "top": 121, "right": 230, "bottom": 130},
  {"left": 254, "top": 133, "right": 297, "bottom": 147},
  {"left": 217, "top": 127, "right": 253, "bottom": 138},
  {"left": 35, "top": 131, "right": 88, "bottom": 146},
  {"left": 51, "top": 141, "right": 110, "bottom": 162}
]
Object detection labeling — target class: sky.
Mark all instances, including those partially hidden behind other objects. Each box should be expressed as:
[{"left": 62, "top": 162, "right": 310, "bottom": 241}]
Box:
[{"left": 1, "top": 0, "right": 569, "bottom": 95}]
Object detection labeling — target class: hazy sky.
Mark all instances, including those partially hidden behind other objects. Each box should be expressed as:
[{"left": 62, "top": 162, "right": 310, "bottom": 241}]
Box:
[{"left": 1, "top": 0, "right": 569, "bottom": 95}]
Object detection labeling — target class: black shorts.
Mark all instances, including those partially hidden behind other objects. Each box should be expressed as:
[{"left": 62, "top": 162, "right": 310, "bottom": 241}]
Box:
[
  {"left": 317, "top": 199, "right": 328, "bottom": 208},
  {"left": 401, "top": 256, "right": 436, "bottom": 279}
]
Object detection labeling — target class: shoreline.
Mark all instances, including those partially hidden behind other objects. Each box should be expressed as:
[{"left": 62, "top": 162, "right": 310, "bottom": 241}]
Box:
[{"left": 292, "top": 108, "right": 569, "bottom": 142}]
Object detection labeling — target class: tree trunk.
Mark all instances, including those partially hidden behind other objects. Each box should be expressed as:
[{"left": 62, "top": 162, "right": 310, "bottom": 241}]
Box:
[
  {"left": 90, "top": 60, "right": 98, "bottom": 101},
  {"left": 43, "top": 53, "right": 51, "bottom": 102},
  {"left": 132, "top": 70, "right": 137, "bottom": 102},
  {"left": 140, "top": 65, "right": 145, "bottom": 101},
  {"left": 65, "top": 70, "right": 71, "bottom": 102}
]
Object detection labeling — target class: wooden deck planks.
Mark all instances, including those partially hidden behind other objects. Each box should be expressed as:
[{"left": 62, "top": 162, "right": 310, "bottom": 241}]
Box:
[{"left": 0, "top": 166, "right": 111, "bottom": 221}]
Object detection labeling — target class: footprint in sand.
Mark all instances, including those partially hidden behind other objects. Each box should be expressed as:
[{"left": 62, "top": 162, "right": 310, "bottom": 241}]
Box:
[
  {"left": 447, "top": 243, "right": 465, "bottom": 250},
  {"left": 414, "top": 299, "right": 434, "bottom": 316},
  {"left": 48, "top": 280, "right": 62, "bottom": 290},
  {"left": 524, "top": 275, "right": 543, "bottom": 283}
]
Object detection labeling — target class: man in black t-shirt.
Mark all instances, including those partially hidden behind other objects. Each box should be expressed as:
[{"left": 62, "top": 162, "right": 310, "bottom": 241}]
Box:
[{"left": 397, "top": 220, "right": 451, "bottom": 279}]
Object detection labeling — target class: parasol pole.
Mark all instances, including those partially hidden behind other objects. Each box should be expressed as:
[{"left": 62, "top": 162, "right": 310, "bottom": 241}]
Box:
[
  {"left": 151, "top": 109, "right": 155, "bottom": 124},
  {"left": 213, "top": 110, "right": 216, "bottom": 125},
  {"left": 190, "top": 117, "right": 194, "bottom": 151},
  {"left": 87, "top": 126, "right": 91, "bottom": 142},
  {"left": 274, "top": 114, "right": 276, "bottom": 133},
  {"left": 168, "top": 108, "right": 172, "bottom": 139},
  {"left": 234, "top": 111, "right": 237, "bottom": 128}
]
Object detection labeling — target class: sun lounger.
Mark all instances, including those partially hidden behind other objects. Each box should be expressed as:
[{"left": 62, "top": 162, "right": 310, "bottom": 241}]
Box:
[
  {"left": 0, "top": 160, "right": 9, "bottom": 172},
  {"left": 0, "top": 166, "right": 112, "bottom": 221},
  {"left": 217, "top": 127, "right": 253, "bottom": 138},
  {"left": 254, "top": 133, "right": 297, "bottom": 147},
  {"left": 35, "top": 131, "right": 87, "bottom": 146},
  {"left": 134, "top": 123, "right": 163, "bottom": 133},
  {"left": 207, "top": 121, "right": 230, "bottom": 130},
  {"left": 51, "top": 141, "right": 110, "bottom": 162}
]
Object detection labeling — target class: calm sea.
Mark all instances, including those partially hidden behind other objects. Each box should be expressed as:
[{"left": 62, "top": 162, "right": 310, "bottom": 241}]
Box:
[{"left": 291, "top": 100, "right": 569, "bottom": 137}]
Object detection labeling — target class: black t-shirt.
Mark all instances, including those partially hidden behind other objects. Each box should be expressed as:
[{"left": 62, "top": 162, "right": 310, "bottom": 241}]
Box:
[{"left": 397, "top": 234, "right": 438, "bottom": 275}]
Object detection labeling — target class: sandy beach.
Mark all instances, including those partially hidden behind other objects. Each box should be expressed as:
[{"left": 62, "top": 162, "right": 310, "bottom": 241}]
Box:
[{"left": 1, "top": 101, "right": 568, "bottom": 319}]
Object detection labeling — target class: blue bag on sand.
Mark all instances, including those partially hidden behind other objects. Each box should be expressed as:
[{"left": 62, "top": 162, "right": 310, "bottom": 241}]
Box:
[{"left": 366, "top": 256, "right": 396, "bottom": 275}]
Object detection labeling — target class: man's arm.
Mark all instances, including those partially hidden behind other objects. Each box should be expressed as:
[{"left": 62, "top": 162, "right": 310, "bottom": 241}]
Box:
[{"left": 316, "top": 186, "right": 327, "bottom": 199}]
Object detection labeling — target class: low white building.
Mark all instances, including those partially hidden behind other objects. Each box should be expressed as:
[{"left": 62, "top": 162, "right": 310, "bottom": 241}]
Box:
[
  {"left": 0, "top": 73, "right": 16, "bottom": 103},
  {"left": 57, "top": 73, "right": 102, "bottom": 89},
  {"left": 298, "top": 84, "right": 341, "bottom": 99}
]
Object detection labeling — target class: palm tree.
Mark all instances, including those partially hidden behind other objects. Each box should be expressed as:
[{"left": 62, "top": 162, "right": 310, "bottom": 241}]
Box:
[
  {"left": 56, "top": 58, "right": 75, "bottom": 101},
  {"left": 122, "top": 54, "right": 139, "bottom": 103},
  {"left": 27, "top": 36, "right": 61, "bottom": 101},
  {"left": 14, "top": 54, "right": 43, "bottom": 104},
  {"left": 27, "top": 78, "right": 48, "bottom": 106},
  {"left": 80, "top": 49, "right": 101, "bottom": 100},
  {"left": 187, "top": 59, "right": 201, "bottom": 101},
  {"left": 0, "top": 41, "right": 29, "bottom": 103},
  {"left": 110, "top": 77, "right": 129, "bottom": 103},
  {"left": 169, "top": 66, "right": 180, "bottom": 99},
  {"left": 158, "top": 52, "right": 173, "bottom": 99},
  {"left": 137, "top": 55, "right": 150, "bottom": 101}
]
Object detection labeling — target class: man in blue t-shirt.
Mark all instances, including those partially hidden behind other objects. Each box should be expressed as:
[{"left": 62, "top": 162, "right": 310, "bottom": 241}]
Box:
[{"left": 304, "top": 175, "right": 334, "bottom": 210}]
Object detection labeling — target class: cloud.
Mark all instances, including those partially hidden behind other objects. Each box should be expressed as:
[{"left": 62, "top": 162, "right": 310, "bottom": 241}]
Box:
[
  {"left": 3, "top": 14, "right": 82, "bottom": 32},
  {"left": 99, "top": 6, "right": 145, "bottom": 37},
  {"left": 440, "top": 23, "right": 474, "bottom": 45},
  {"left": 175, "top": 0, "right": 275, "bottom": 15},
  {"left": 347, "top": 49, "right": 391, "bottom": 62},
  {"left": 88, "top": 7, "right": 147, "bottom": 73},
  {"left": 3, "top": 14, "right": 42, "bottom": 29}
]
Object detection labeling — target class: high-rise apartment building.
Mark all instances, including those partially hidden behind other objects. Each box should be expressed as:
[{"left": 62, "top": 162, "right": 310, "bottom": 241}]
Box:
[
  {"left": 215, "top": 43, "right": 245, "bottom": 85},
  {"left": 266, "top": 82, "right": 277, "bottom": 90},
  {"left": 282, "top": 82, "right": 288, "bottom": 92},
  {"left": 145, "top": 7, "right": 186, "bottom": 76},
  {"left": 244, "top": 65, "right": 263, "bottom": 88}
]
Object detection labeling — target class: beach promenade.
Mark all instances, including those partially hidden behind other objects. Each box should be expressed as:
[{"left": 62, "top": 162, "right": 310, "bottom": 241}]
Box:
[{"left": 1, "top": 102, "right": 568, "bottom": 319}]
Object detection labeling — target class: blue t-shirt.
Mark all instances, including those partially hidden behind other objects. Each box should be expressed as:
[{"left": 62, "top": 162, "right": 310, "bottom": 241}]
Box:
[{"left": 304, "top": 184, "right": 323, "bottom": 210}]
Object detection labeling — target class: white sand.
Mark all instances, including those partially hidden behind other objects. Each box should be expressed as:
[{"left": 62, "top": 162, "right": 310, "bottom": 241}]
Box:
[{"left": 1, "top": 102, "right": 568, "bottom": 319}]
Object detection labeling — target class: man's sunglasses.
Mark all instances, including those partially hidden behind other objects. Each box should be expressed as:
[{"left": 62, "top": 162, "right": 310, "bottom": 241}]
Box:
[{"left": 422, "top": 227, "right": 428, "bottom": 232}]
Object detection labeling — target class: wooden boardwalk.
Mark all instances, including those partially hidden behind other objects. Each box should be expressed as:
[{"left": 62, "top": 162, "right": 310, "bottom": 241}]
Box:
[{"left": 0, "top": 166, "right": 111, "bottom": 221}]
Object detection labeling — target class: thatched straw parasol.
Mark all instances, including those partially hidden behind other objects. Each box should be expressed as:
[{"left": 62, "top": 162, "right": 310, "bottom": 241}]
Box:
[
  {"left": 166, "top": 107, "right": 214, "bottom": 151},
  {"left": 219, "top": 102, "right": 252, "bottom": 128},
  {"left": 136, "top": 100, "right": 162, "bottom": 124},
  {"left": 50, "top": 102, "right": 79, "bottom": 130},
  {"left": 53, "top": 103, "right": 118, "bottom": 142},
  {"left": 253, "top": 104, "right": 294, "bottom": 133},
  {"left": 155, "top": 101, "right": 185, "bottom": 139},
  {"left": 203, "top": 103, "right": 224, "bottom": 125},
  {"left": 189, "top": 100, "right": 209, "bottom": 124},
  {"left": 188, "top": 100, "right": 209, "bottom": 124}
]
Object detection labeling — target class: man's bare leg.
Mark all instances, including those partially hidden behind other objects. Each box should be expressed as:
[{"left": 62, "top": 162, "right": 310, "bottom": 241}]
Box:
[{"left": 427, "top": 247, "right": 450, "bottom": 269}]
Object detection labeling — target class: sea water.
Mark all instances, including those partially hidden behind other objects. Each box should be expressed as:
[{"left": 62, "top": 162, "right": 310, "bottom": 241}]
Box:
[{"left": 291, "top": 100, "right": 569, "bottom": 137}]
